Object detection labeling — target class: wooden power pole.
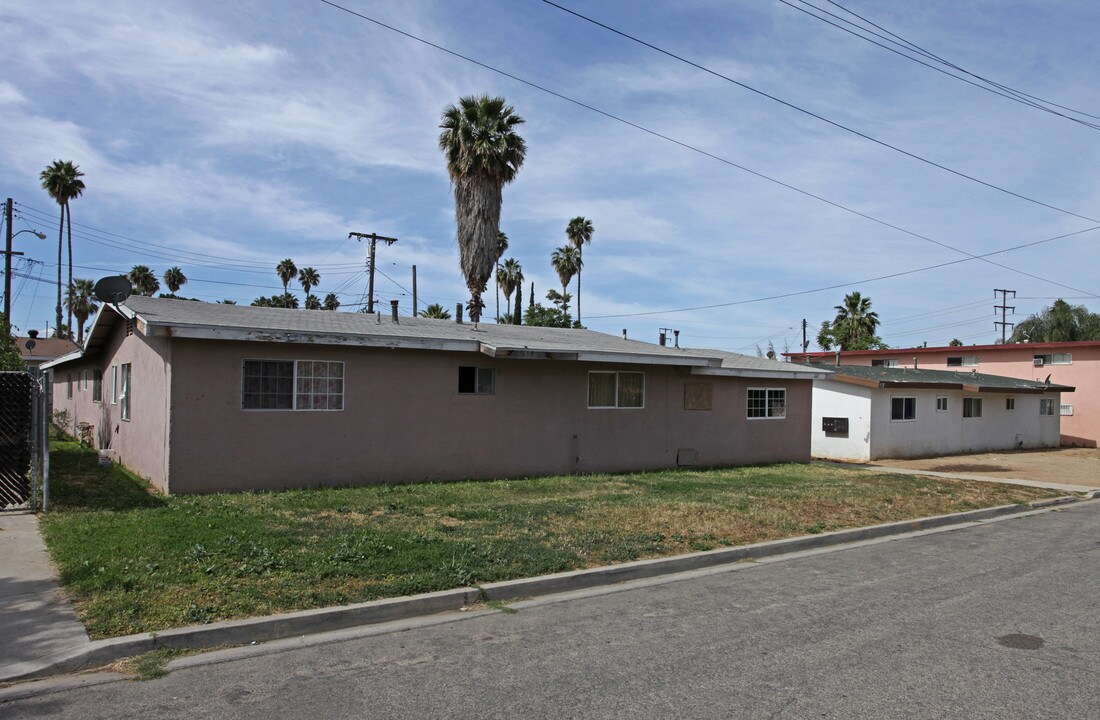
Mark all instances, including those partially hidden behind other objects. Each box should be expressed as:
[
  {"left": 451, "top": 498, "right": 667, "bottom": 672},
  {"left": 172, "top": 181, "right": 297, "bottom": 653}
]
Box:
[
  {"left": 994, "top": 288, "right": 1016, "bottom": 343},
  {"left": 348, "top": 232, "right": 397, "bottom": 314}
]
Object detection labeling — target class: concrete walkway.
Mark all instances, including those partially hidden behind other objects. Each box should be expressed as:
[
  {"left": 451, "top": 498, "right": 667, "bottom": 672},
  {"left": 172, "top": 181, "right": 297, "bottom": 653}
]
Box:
[
  {"left": 825, "top": 461, "right": 1100, "bottom": 495},
  {"left": 0, "top": 511, "right": 89, "bottom": 682}
]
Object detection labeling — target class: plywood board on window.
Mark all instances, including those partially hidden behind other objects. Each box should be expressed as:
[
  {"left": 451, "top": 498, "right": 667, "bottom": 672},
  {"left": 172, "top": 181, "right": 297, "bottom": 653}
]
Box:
[{"left": 684, "top": 382, "right": 713, "bottom": 411}]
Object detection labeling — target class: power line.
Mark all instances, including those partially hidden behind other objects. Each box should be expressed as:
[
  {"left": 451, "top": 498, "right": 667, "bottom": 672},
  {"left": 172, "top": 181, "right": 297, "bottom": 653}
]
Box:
[
  {"left": 539, "top": 1, "right": 1100, "bottom": 223},
  {"left": 317, "top": 1, "right": 1097, "bottom": 307},
  {"left": 779, "top": 0, "right": 1100, "bottom": 130}
]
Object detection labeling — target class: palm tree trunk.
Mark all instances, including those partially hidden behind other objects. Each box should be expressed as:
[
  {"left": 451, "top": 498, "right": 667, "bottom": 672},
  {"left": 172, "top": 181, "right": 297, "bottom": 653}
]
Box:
[
  {"left": 577, "top": 267, "right": 582, "bottom": 325},
  {"left": 55, "top": 204, "right": 64, "bottom": 337},
  {"left": 495, "top": 268, "right": 500, "bottom": 323},
  {"left": 66, "top": 201, "right": 74, "bottom": 338}
]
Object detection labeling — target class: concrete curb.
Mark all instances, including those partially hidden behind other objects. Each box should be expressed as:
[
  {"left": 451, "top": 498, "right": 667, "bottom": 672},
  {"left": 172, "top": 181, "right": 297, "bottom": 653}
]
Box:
[{"left": 2, "top": 497, "right": 1085, "bottom": 684}]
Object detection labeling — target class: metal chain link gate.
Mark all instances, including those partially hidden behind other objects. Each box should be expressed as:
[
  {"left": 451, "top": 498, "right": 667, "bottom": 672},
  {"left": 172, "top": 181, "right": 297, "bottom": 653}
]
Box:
[{"left": 0, "top": 370, "right": 46, "bottom": 509}]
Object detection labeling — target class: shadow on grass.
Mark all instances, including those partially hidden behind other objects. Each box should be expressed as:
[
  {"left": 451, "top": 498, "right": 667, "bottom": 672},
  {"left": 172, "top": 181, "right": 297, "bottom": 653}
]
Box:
[{"left": 48, "top": 440, "right": 164, "bottom": 512}]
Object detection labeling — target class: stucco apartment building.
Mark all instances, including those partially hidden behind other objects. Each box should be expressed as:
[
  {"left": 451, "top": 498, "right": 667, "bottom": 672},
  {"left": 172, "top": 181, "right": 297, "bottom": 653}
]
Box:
[
  {"left": 46, "top": 297, "right": 826, "bottom": 494},
  {"left": 788, "top": 341, "right": 1100, "bottom": 447}
]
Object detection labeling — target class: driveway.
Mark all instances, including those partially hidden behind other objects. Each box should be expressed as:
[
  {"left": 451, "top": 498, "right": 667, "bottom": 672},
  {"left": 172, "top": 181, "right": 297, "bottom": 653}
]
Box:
[{"left": 870, "top": 447, "right": 1100, "bottom": 487}]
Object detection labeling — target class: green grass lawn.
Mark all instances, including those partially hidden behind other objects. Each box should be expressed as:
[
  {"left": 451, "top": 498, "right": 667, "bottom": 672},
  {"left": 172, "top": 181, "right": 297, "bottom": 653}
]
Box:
[{"left": 39, "top": 439, "right": 1061, "bottom": 638}]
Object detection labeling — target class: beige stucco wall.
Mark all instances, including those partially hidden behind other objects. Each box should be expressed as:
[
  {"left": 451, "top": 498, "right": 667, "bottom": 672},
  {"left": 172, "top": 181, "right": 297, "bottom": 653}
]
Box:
[
  {"left": 165, "top": 339, "right": 813, "bottom": 493},
  {"left": 50, "top": 323, "right": 171, "bottom": 492}
]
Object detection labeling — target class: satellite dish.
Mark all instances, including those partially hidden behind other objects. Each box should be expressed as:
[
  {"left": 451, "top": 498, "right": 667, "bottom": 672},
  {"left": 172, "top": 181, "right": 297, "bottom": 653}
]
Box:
[{"left": 93, "top": 276, "right": 133, "bottom": 305}]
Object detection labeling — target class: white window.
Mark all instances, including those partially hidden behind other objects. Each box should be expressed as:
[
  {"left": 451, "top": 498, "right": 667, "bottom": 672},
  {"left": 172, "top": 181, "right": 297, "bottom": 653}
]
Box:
[
  {"left": 871, "top": 359, "right": 898, "bottom": 367},
  {"left": 891, "top": 397, "right": 916, "bottom": 421},
  {"left": 242, "top": 360, "right": 344, "bottom": 411},
  {"left": 120, "top": 363, "right": 132, "bottom": 421},
  {"left": 1039, "top": 398, "right": 1056, "bottom": 416},
  {"left": 1005, "top": 397, "right": 1015, "bottom": 411},
  {"left": 458, "top": 366, "right": 495, "bottom": 395},
  {"left": 962, "top": 397, "right": 982, "bottom": 418},
  {"left": 947, "top": 356, "right": 980, "bottom": 367},
  {"left": 1034, "top": 353, "right": 1071, "bottom": 366},
  {"left": 1060, "top": 403, "right": 1074, "bottom": 416},
  {"left": 747, "top": 388, "right": 786, "bottom": 419},
  {"left": 935, "top": 396, "right": 948, "bottom": 412},
  {"left": 110, "top": 365, "right": 118, "bottom": 405},
  {"left": 588, "top": 371, "right": 645, "bottom": 409}
]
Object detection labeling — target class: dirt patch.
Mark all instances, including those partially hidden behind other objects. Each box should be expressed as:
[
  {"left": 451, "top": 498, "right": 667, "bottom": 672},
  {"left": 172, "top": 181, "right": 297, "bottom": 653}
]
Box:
[{"left": 874, "top": 447, "right": 1100, "bottom": 487}]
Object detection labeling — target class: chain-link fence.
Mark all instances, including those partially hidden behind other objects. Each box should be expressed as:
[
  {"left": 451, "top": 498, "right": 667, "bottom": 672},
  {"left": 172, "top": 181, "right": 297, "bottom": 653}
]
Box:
[{"left": 0, "top": 370, "right": 48, "bottom": 510}]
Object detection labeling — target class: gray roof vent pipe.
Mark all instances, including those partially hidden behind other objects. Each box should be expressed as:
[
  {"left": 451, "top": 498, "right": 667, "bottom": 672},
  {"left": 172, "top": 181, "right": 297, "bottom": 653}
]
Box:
[
  {"left": 914, "top": 356, "right": 918, "bottom": 369},
  {"left": 674, "top": 330, "right": 680, "bottom": 348},
  {"left": 455, "top": 303, "right": 463, "bottom": 324},
  {"left": 622, "top": 329, "right": 627, "bottom": 340},
  {"left": 659, "top": 330, "right": 667, "bottom": 347},
  {"left": 391, "top": 300, "right": 399, "bottom": 323}
]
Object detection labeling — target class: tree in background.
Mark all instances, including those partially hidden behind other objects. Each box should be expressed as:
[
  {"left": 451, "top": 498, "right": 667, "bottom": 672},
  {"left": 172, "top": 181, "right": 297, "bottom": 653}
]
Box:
[
  {"left": 1010, "top": 299, "right": 1100, "bottom": 343},
  {"left": 128, "top": 265, "right": 160, "bottom": 296},
  {"left": 949, "top": 338, "right": 964, "bottom": 346},
  {"left": 298, "top": 267, "right": 320, "bottom": 297},
  {"left": 0, "top": 315, "right": 26, "bottom": 370},
  {"left": 419, "top": 303, "right": 452, "bottom": 319},
  {"left": 163, "top": 267, "right": 187, "bottom": 294},
  {"left": 439, "top": 95, "right": 526, "bottom": 322},
  {"left": 40, "top": 160, "right": 86, "bottom": 337},
  {"left": 566, "top": 216, "right": 594, "bottom": 324},
  {"left": 816, "top": 291, "right": 886, "bottom": 350},
  {"left": 253, "top": 293, "right": 298, "bottom": 309},
  {"left": 65, "top": 278, "right": 98, "bottom": 345},
  {"left": 550, "top": 245, "right": 581, "bottom": 309},
  {"left": 493, "top": 232, "right": 508, "bottom": 322},
  {"left": 322, "top": 293, "right": 340, "bottom": 311},
  {"left": 512, "top": 280, "right": 522, "bottom": 325},
  {"left": 275, "top": 259, "right": 298, "bottom": 307},
  {"left": 496, "top": 258, "right": 523, "bottom": 325},
  {"left": 304, "top": 294, "right": 321, "bottom": 310},
  {"left": 524, "top": 290, "right": 572, "bottom": 328}
]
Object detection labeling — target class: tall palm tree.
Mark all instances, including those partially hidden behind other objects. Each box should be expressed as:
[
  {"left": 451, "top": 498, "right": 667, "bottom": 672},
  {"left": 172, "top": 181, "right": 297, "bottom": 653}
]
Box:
[
  {"left": 65, "top": 278, "right": 98, "bottom": 345},
  {"left": 551, "top": 245, "right": 582, "bottom": 305},
  {"left": 439, "top": 95, "right": 526, "bottom": 322},
  {"left": 304, "top": 294, "right": 321, "bottom": 310},
  {"left": 322, "top": 293, "right": 341, "bottom": 311},
  {"left": 496, "top": 258, "right": 523, "bottom": 325},
  {"left": 299, "top": 267, "right": 320, "bottom": 297},
  {"left": 832, "top": 291, "right": 880, "bottom": 348},
  {"left": 276, "top": 259, "right": 298, "bottom": 307},
  {"left": 566, "top": 216, "right": 594, "bottom": 324},
  {"left": 163, "top": 266, "right": 187, "bottom": 294},
  {"left": 494, "top": 232, "right": 508, "bottom": 322},
  {"left": 40, "top": 160, "right": 86, "bottom": 337},
  {"left": 419, "top": 303, "right": 452, "bottom": 319},
  {"left": 128, "top": 265, "right": 160, "bottom": 296}
]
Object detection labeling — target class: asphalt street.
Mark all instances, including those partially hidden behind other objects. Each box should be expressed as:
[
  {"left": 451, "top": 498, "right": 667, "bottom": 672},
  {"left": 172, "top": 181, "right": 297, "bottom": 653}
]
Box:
[{"left": 4, "top": 502, "right": 1098, "bottom": 719}]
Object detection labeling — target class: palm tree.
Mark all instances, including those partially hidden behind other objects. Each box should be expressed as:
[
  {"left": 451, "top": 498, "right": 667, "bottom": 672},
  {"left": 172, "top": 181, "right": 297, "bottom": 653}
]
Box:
[
  {"left": 163, "top": 266, "right": 187, "bottom": 294},
  {"left": 566, "top": 217, "right": 594, "bottom": 324},
  {"left": 65, "top": 278, "right": 98, "bottom": 345},
  {"left": 299, "top": 267, "right": 320, "bottom": 297},
  {"left": 276, "top": 259, "right": 297, "bottom": 307},
  {"left": 419, "top": 303, "right": 452, "bottom": 319},
  {"left": 40, "top": 160, "right": 86, "bottom": 337},
  {"left": 439, "top": 95, "right": 527, "bottom": 322},
  {"left": 496, "top": 258, "right": 522, "bottom": 324},
  {"left": 322, "top": 293, "right": 341, "bottom": 311},
  {"left": 128, "top": 265, "right": 160, "bottom": 296},
  {"left": 304, "top": 294, "right": 321, "bottom": 310},
  {"left": 551, "top": 245, "right": 582, "bottom": 304},
  {"left": 494, "top": 232, "right": 508, "bottom": 322},
  {"left": 830, "top": 291, "right": 880, "bottom": 349}
]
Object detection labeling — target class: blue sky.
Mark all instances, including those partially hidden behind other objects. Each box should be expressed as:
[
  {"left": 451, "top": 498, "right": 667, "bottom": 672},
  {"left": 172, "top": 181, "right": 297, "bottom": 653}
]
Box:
[{"left": 3, "top": 0, "right": 1099, "bottom": 352}]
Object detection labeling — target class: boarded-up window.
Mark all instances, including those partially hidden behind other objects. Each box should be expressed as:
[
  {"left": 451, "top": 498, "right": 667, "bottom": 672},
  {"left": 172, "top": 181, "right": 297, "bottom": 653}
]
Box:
[{"left": 684, "top": 382, "right": 713, "bottom": 411}]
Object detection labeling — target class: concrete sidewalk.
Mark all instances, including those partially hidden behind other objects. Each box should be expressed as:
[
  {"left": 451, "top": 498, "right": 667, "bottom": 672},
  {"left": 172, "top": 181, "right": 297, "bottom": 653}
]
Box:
[{"left": 0, "top": 511, "right": 89, "bottom": 682}]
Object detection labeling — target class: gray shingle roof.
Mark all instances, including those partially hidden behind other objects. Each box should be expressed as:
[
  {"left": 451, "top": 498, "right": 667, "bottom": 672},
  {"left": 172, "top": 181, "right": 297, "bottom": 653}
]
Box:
[
  {"left": 54, "top": 296, "right": 823, "bottom": 378},
  {"left": 810, "top": 363, "right": 1074, "bottom": 393}
]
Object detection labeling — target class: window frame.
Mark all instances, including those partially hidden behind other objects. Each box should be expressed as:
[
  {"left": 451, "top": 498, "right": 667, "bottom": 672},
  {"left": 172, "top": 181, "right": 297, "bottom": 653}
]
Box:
[
  {"left": 962, "top": 396, "right": 982, "bottom": 418},
  {"left": 66, "top": 373, "right": 73, "bottom": 399},
  {"left": 935, "top": 396, "right": 948, "bottom": 413},
  {"left": 1005, "top": 397, "right": 1015, "bottom": 411},
  {"left": 871, "top": 359, "right": 899, "bottom": 368},
  {"left": 110, "top": 365, "right": 118, "bottom": 405},
  {"left": 120, "top": 363, "right": 132, "bottom": 422},
  {"left": 747, "top": 387, "right": 787, "bottom": 420},
  {"left": 241, "top": 359, "right": 345, "bottom": 411},
  {"left": 1039, "top": 398, "right": 1056, "bottom": 416},
  {"left": 890, "top": 396, "right": 916, "bottom": 422},
  {"left": 587, "top": 371, "right": 646, "bottom": 409},
  {"left": 1059, "top": 403, "right": 1073, "bottom": 416},
  {"left": 458, "top": 366, "right": 496, "bottom": 395},
  {"left": 1034, "top": 353, "right": 1071, "bottom": 366},
  {"left": 93, "top": 369, "right": 103, "bottom": 403},
  {"left": 947, "top": 355, "right": 980, "bottom": 367}
]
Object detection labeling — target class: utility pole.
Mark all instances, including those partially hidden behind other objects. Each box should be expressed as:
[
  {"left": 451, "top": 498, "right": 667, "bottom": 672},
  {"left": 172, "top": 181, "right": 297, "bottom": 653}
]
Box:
[
  {"left": 3, "top": 198, "right": 24, "bottom": 335},
  {"left": 801, "top": 318, "right": 809, "bottom": 353},
  {"left": 348, "top": 232, "right": 397, "bottom": 314},
  {"left": 994, "top": 288, "right": 1016, "bottom": 343},
  {"left": 411, "top": 265, "right": 418, "bottom": 317}
]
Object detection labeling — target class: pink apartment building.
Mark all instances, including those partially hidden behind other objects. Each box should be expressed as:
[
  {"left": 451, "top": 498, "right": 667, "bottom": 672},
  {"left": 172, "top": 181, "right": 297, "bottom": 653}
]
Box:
[{"left": 787, "top": 341, "right": 1100, "bottom": 447}]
